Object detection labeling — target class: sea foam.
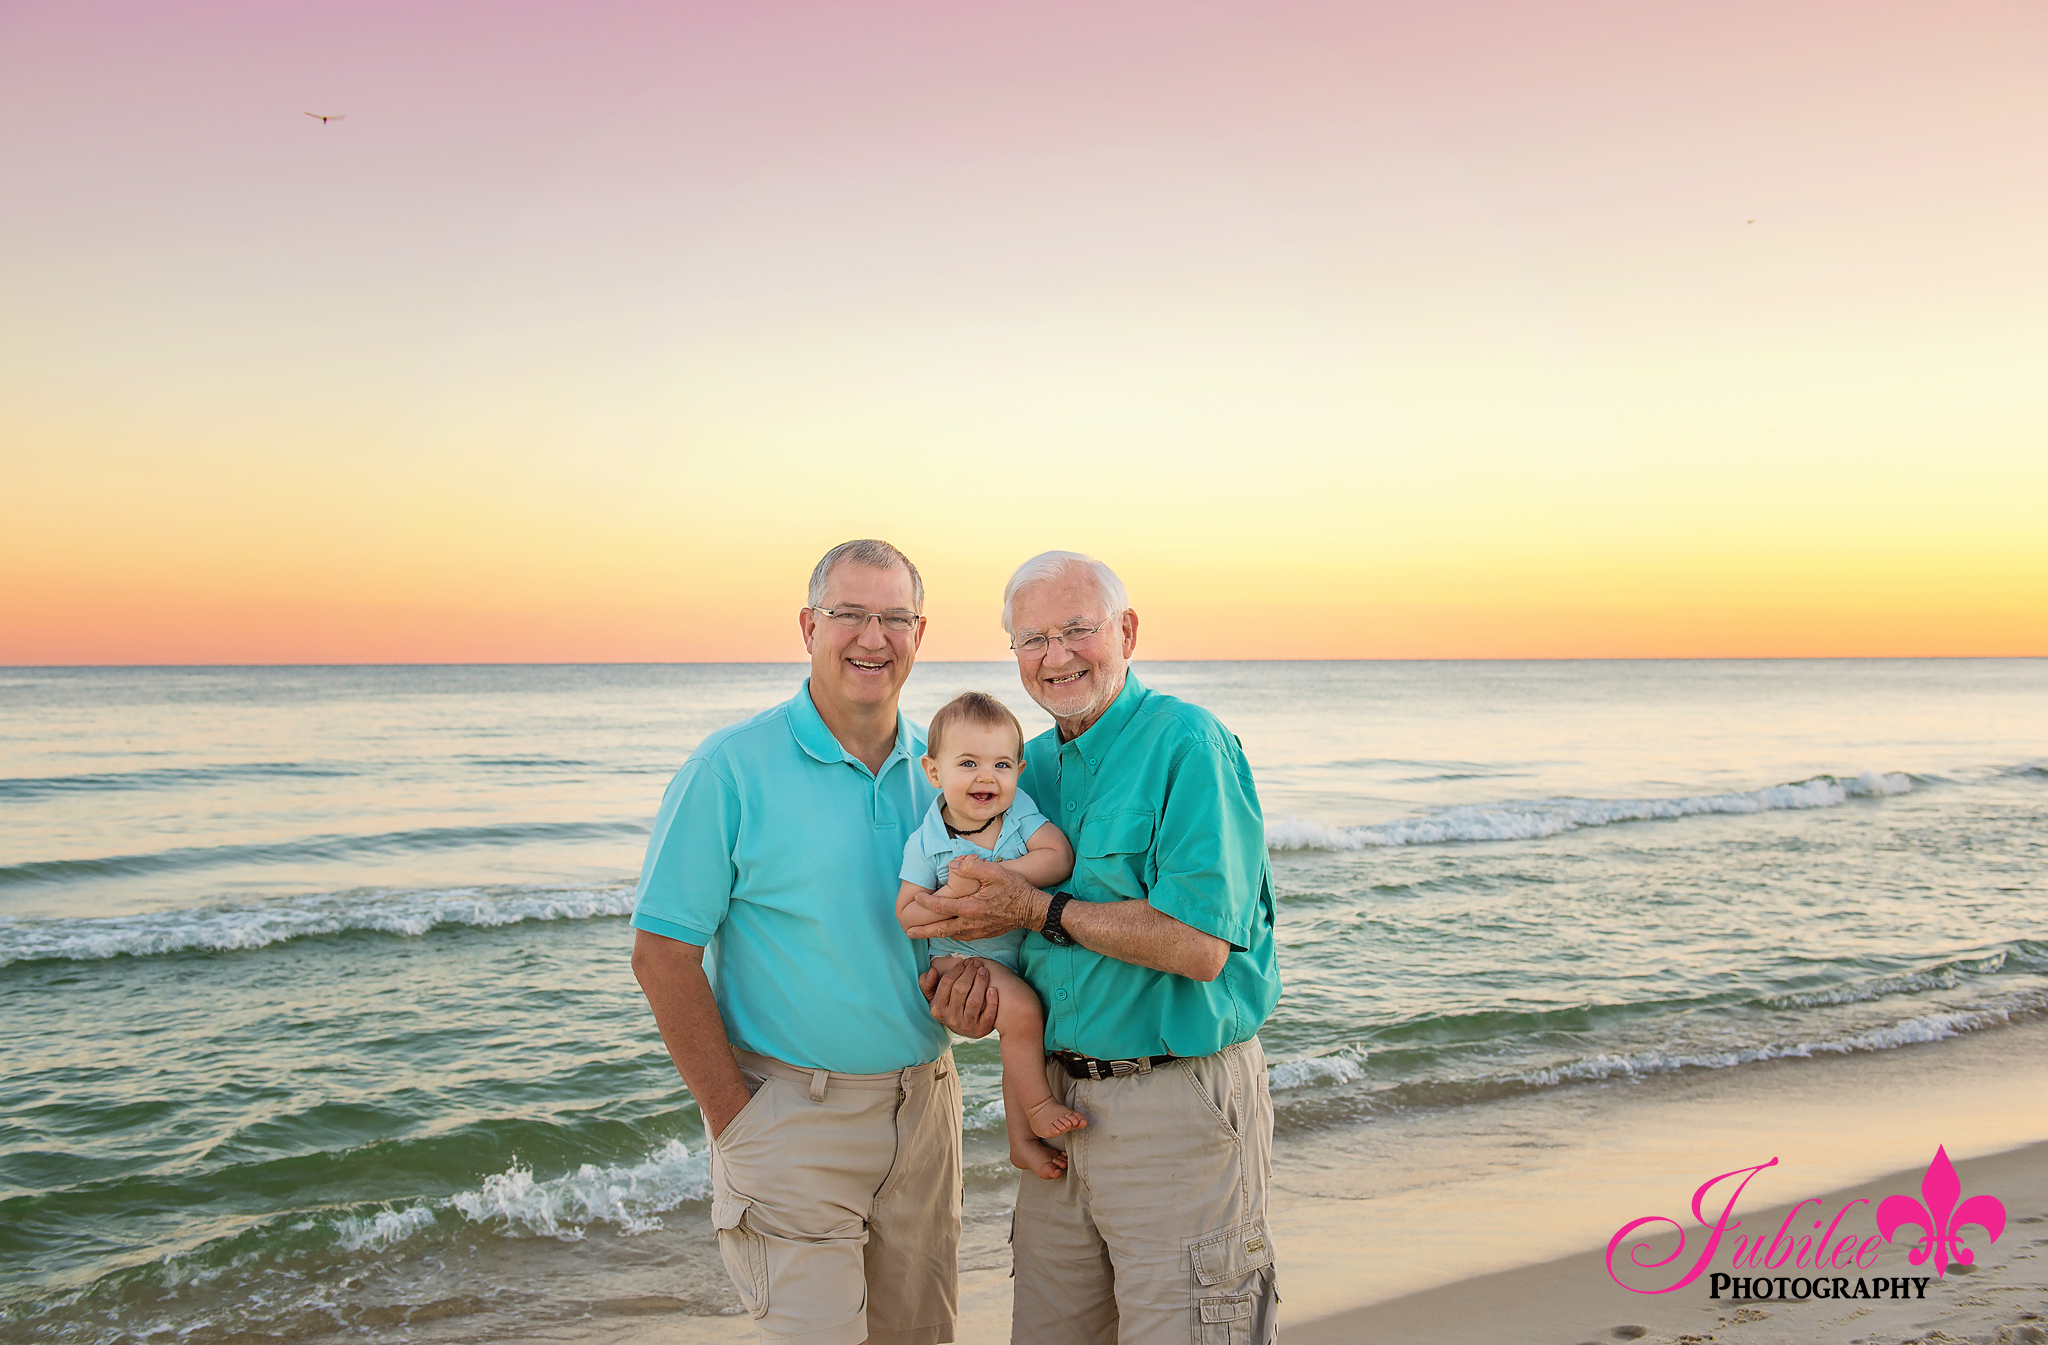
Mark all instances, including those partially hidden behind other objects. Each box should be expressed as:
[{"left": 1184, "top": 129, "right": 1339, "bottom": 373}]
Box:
[
  {"left": 446, "top": 1139, "right": 709, "bottom": 1240},
  {"left": 0, "top": 884, "right": 636, "bottom": 966},
  {"left": 329, "top": 1139, "right": 712, "bottom": 1252},
  {"left": 1268, "top": 1054, "right": 1368, "bottom": 1091},
  {"left": 332, "top": 1203, "right": 439, "bottom": 1253},
  {"left": 1266, "top": 772, "right": 1913, "bottom": 851},
  {"left": 1505, "top": 1004, "right": 2028, "bottom": 1089}
]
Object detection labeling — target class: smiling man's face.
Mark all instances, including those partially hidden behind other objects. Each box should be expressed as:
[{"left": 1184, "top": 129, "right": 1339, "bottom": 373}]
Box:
[
  {"left": 800, "top": 560, "right": 923, "bottom": 715},
  {"left": 1009, "top": 571, "right": 1139, "bottom": 736}
]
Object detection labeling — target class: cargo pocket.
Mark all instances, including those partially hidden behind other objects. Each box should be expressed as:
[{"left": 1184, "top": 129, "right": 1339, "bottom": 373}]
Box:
[
  {"left": 710, "top": 1197, "right": 769, "bottom": 1319},
  {"left": 1198, "top": 1290, "right": 1254, "bottom": 1343},
  {"left": 1189, "top": 1222, "right": 1278, "bottom": 1345}
]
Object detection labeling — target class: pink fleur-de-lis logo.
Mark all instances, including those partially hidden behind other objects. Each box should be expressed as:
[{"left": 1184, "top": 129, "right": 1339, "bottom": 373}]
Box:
[{"left": 1875, "top": 1146, "right": 2006, "bottom": 1277}]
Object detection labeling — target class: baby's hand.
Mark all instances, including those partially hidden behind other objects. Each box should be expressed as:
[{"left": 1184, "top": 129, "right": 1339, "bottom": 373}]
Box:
[{"left": 933, "top": 860, "right": 984, "bottom": 901}]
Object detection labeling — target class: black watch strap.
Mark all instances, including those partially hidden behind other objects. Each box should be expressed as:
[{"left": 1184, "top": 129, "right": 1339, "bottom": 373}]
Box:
[{"left": 1041, "top": 891, "right": 1076, "bottom": 946}]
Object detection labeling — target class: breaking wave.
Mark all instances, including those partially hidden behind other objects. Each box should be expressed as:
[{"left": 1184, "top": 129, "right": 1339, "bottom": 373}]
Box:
[
  {"left": 0, "top": 884, "right": 636, "bottom": 966},
  {"left": 1754, "top": 950, "right": 2024, "bottom": 1010},
  {"left": 1263, "top": 990, "right": 2048, "bottom": 1121},
  {"left": 1504, "top": 1001, "right": 2043, "bottom": 1089},
  {"left": 1269, "top": 1054, "right": 1368, "bottom": 1091},
  {"left": 1266, "top": 772, "right": 1915, "bottom": 851},
  {"left": 325, "top": 1140, "right": 712, "bottom": 1257}
]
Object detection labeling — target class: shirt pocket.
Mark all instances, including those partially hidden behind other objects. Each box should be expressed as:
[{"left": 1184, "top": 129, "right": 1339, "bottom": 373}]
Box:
[{"left": 1076, "top": 809, "right": 1156, "bottom": 902}]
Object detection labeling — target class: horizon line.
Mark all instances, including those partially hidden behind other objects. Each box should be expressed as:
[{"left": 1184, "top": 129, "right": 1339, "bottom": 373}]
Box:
[{"left": 5, "top": 655, "right": 2045, "bottom": 671}]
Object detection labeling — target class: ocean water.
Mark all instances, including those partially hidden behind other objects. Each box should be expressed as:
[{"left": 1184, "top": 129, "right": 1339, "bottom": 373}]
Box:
[{"left": 2, "top": 660, "right": 2045, "bottom": 1342}]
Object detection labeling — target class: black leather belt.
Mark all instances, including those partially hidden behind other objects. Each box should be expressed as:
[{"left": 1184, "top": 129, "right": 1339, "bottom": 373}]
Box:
[{"left": 1050, "top": 1049, "right": 1178, "bottom": 1080}]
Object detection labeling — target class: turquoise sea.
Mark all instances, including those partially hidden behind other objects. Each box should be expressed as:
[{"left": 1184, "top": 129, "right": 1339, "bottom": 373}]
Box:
[{"left": 3, "top": 660, "right": 2045, "bottom": 1342}]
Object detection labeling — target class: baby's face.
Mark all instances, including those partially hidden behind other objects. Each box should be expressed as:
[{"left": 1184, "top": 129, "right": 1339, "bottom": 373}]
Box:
[{"left": 921, "top": 721, "right": 1023, "bottom": 824}]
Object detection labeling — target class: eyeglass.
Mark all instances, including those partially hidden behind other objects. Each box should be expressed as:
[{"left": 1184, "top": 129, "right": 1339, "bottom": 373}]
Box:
[
  {"left": 1009, "top": 621, "right": 1107, "bottom": 656},
  {"left": 810, "top": 606, "right": 922, "bottom": 634}
]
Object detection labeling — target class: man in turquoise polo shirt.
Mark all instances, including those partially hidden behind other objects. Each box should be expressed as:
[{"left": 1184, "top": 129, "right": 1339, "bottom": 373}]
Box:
[
  {"left": 913, "top": 550, "right": 1282, "bottom": 1344},
  {"left": 632, "top": 539, "right": 987, "bottom": 1345}
]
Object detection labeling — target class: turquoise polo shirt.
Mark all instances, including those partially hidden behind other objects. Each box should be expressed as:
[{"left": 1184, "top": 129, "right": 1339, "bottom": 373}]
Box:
[
  {"left": 630, "top": 680, "right": 947, "bottom": 1074},
  {"left": 898, "top": 788, "right": 1052, "bottom": 891},
  {"left": 1016, "top": 672, "right": 1281, "bottom": 1061}
]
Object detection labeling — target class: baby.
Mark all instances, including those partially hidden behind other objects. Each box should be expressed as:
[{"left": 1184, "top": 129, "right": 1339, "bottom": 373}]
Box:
[{"left": 898, "top": 691, "right": 1087, "bottom": 1179}]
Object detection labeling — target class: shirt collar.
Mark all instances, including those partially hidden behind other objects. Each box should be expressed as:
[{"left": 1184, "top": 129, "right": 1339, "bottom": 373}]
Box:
[
  {"left": 788, "top": 678, "right": 916, "bottom": 773},
  {"left": 1061, "top": 669, "right": 1147, "bottom": 760},
  {"left": 921, "top": 795, "right": 1026, "bottom": 851}
]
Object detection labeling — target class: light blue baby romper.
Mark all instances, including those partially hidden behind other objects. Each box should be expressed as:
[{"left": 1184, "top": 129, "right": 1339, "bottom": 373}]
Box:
[{"left": 898, "top": 788, "right": 1051, "bottom": 973}]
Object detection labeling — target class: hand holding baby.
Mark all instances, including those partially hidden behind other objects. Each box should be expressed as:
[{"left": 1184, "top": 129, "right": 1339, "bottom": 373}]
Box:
[{"left": 926, "top": 856, "right": 984, "bottom": 903}]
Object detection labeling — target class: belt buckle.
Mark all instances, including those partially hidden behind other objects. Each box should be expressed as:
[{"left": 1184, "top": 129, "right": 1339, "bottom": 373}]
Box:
[{"left": 1059, "top": 1050, "right": 1158, "bottom": 1080}]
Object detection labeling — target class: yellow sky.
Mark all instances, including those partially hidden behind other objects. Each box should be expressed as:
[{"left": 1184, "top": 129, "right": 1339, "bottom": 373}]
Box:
[{"left": 3, "top": 1, "right": 2044, "bottom": 662}]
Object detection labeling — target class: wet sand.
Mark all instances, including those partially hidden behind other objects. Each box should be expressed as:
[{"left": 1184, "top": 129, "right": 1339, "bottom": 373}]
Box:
[
  {"left": 575, "top": 1015, "right": 2048, "bottom": 1344},
  {"left": 1289, "top": 1139, "right": 2048, "bottom": 1345},
  {"left": 1267, "top": 1010, "right": 2048, "bottom": 1331}
]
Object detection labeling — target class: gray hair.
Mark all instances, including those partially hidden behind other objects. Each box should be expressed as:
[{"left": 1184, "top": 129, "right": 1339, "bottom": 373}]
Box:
[
  {"left": 1001, "top": 551, "right": 1130, "bottom": 634},
  {"left": 808, "top": 539, "right": 924, "bottom": 612}
]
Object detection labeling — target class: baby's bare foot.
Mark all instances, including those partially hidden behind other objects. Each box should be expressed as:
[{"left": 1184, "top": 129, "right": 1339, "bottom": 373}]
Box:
[
  {"left": 1011, "top": 1136, "right": 1069, "bottom": 1180},
  {"left": 1024, "top": 1096, "right": 1088, "bottom": 1140}
]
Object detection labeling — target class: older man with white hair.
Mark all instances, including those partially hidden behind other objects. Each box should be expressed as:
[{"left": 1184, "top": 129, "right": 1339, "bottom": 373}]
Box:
[{"left": 914, "top": 551, "right": 1282, "bottom": 1344}]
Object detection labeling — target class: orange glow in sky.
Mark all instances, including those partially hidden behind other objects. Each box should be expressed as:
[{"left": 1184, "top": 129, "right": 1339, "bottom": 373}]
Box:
[{"left": 2, "top": 1, "right": 2043, "bottom": 662}]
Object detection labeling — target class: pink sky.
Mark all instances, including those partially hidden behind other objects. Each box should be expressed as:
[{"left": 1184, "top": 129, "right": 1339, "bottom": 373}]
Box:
[{"left": 3, "top": 1, "right": 2043, "bottom": 661}]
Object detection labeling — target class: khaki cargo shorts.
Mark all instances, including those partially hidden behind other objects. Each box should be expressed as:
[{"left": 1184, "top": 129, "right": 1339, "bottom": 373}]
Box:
[
  {"left": 1011, "top": 1037, "right": 1278, "bottom": 1345},
  {"left": 710, "top": 1048, "right": 962, "bottom": 1345}
]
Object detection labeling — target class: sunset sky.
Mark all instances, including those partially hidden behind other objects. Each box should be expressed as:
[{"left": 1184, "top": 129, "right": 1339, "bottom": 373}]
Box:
[{"left": 3, "top": 0, "right": 2043, "bottom": 662}]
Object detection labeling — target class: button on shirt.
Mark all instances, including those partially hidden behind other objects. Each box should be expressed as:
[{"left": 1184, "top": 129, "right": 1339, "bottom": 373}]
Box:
[
  {"left": 1016, "top": 673, "right": 1281, "bottom": 1061},
  {"left": 630, "top": 681, "right": 947, "bottom": 1074}
]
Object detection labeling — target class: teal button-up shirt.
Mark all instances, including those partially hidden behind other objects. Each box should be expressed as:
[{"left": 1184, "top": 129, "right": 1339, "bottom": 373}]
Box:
[
  {"left": 1017, "top": 672, "right": 1281, "bottom": 1060},
  {"left": 630, "top": 681, "right": 948, "bottom": 1074}
]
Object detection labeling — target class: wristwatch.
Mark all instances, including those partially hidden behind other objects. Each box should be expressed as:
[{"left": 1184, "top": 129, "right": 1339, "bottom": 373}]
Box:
[{"left": 1041, "top": 891, "right": 1076, "bottom": 946}]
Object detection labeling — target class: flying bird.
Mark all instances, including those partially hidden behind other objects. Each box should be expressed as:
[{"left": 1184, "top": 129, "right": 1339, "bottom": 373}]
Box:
[{"left": 304, "top": 112, "right": 346, "bottom": 124}]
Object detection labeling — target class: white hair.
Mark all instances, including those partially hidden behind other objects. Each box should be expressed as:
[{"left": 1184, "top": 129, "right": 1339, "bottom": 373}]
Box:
[
  {"left": 808, "top": 539, "right": 924, "bottom": 611},
  {"left": 1001, "top": 551, "right": 1130, "bottom": 634}
]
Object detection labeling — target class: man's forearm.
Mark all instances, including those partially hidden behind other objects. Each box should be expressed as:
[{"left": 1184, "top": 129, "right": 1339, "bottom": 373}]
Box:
[
  {"left": 908, "top": 856, "right": 1231, "bottom": 982},
  {"left": 630, "top": 929, "right": 754, "bottom": 1136},
  {"left": 1051, "top": 893, "right": 1231, "bottom": 983}
]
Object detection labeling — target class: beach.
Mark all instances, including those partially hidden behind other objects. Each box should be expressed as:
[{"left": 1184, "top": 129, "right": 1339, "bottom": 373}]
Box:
[
  {"left": 10, "top": 0, "right": 2048, "bottom": 1334},
  {"left": 3, "top": 660, "right": 2044, "bottom": 1344},
  {"left": 570, "top": 1015, "right": 2048, "bottom": 1345},
  {"left": 1289, "top": 1136, "right": 2048, "bottom": 1345},
  {"left": 1278, "top": 1011, "right": 2048, "bottom": 1345}
]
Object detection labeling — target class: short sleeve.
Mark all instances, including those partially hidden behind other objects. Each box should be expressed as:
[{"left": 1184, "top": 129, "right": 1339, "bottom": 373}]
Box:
[
  {"left": 630, "top": 756, "right": 742, "bottom": 947},
  {"left": 899, "top": 830, "right": 943, "bottom": 889},
  {"left": 1144, "top": 736, "right": 1267, "bottom": 950},
  {"left": 1007, "top": 788, "right": 1051, "bottom": 841}
]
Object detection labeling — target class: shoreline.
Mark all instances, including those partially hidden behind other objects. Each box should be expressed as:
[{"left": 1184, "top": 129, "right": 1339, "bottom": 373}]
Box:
[
  {"left": 571, "top": 1013, "right": 2048, "bottom": 1344},
  {"left": 1254, "top": 1009, "right": 2048, "bottom": 1325},
  {"left": 1289, "top": 1139, "right": 2048, "bottom": 1345}
]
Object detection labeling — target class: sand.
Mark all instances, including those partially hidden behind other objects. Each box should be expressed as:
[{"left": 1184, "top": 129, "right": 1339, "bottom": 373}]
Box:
[
  {"left": 572, "top": 1015, "right": 2048, "bottom": 1345},
  {"left": 1288, "top": 1140, "right": 2048, "bottom": 1345}
]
